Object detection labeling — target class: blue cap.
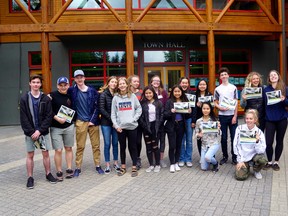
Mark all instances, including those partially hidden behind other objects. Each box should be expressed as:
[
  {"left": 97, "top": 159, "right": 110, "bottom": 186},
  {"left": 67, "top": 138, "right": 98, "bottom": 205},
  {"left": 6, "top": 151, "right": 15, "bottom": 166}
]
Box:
[{"left": 57, "top": 77, "right": 69, "bottom": 85}]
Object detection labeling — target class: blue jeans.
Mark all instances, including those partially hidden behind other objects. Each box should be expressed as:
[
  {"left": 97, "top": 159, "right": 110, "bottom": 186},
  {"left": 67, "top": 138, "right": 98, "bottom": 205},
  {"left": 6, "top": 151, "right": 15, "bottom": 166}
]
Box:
[
  {"left": 218, "top": 115, "right": 237, "bottom": 160},
  {"left": 101, "top": 125, "right": 118, "bottom": 162},
  {"left": 200, "top": 144, "right": 220, "bottom": 170},
  {"left": 180, "top": 118, "right": 193, "bottom": 163}
]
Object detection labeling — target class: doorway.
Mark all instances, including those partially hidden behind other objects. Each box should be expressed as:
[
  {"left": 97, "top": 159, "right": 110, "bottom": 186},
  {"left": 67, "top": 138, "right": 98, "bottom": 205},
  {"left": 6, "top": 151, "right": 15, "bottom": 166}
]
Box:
[{"left": 144, "top": 66, "right": 185, "bottom": 92}]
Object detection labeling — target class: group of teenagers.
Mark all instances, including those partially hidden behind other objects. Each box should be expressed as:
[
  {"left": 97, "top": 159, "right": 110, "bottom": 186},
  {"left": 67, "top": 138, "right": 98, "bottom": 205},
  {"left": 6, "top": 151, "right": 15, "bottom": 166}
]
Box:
[{"left": 20, "top": 67, "right": 288, "bottom": 189}]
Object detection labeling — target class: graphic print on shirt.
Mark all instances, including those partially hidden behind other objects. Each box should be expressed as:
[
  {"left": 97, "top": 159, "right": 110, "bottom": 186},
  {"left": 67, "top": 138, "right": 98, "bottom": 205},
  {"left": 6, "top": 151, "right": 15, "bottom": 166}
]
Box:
[{"left": 118, "top": 101, "right": 132, "bottom": 111}]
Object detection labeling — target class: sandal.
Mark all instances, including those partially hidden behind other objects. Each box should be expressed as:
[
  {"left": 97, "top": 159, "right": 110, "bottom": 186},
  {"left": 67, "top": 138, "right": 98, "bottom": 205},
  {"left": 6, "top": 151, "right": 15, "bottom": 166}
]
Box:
[
  {"left": 117, "top": 168, "right": 126, "bottom": 176},
  {"left": 131, "top": 167, "right": 138, "bottom": 177}
]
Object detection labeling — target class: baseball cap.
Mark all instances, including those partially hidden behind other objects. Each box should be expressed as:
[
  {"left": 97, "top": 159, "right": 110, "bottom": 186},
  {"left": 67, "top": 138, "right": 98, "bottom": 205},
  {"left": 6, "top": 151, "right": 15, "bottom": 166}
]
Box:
[
  {"left": 74, "top": 69, "right": 85, "bottom": 77},
  {"left": 57, "top": 77, "right": 69, "bottom": 85}
]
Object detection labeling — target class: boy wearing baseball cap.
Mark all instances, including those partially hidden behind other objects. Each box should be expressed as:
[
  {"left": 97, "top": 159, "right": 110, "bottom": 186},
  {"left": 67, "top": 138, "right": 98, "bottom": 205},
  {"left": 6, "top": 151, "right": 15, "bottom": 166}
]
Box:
[{"left": 49, "top": 76, "right": 75, "bottom": 180}]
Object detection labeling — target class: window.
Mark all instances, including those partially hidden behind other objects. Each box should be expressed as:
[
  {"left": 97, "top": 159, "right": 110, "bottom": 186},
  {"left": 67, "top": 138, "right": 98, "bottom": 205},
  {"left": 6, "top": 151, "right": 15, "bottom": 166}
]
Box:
[
  {"left": 196, "top": 0, "right": 260, "bottom": 11},
  {"left": 189, "top": 49, "right": 251, "bottom": 89},
  {"left": 11, "top": 0, "right": 41, "bottom": 12},
  {"left": 140, "top": 0, "right": 194, "bottom": 9},
  {"left": 144, "top": 50, "right": 184, "bottom": 63},
  {"left": 70, "top": 50, "right": 139, "bottom": 90},
  {"left": 28, "top": 51, "right": 51, "bottom": 77}
]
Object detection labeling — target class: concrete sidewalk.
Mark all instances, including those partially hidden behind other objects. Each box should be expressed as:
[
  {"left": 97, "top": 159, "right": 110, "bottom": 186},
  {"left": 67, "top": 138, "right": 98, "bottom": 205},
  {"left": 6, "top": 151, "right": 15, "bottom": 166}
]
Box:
[{"left": 0, "top": 122, "right": 287, "bottom": 216}]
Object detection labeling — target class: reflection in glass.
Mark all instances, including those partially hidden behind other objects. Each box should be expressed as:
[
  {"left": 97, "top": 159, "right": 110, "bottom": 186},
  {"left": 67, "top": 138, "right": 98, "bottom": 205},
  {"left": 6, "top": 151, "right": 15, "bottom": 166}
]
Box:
[
  {"left": 71, "top": 52, "right": 104, "bottom": 64},
  {"left": 196, "top": 0, "right": 226, "bottom": 10},
  {"left": 72, "top": 66, "right": 104, "bottom": 77},
  {"left": 167, "top": 70, "right": 181, "bottom": 92},
  {"left": 107, "top": 65, "right": 126, "bottom": 77},
  {"left": 12, "top": 0, "right": 41, "bottom": 11},
  {"left": 85, "top": 80, "right": 104, "bottom": 90},
  {"left": 141, "top": 0, "right": 193, "bottom": 9},
  {"left": 144, "top": 51, "right": 183, "bottom": 63},
  {"left": 222, "top": 50, "right": 249, "bottom": 62}
]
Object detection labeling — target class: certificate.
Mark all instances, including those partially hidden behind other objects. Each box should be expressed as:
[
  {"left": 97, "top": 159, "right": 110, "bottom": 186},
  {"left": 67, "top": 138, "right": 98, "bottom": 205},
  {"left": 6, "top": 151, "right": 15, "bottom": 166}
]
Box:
[
  {"left": 239, "top": 130, "right": 257, "bottom": 144},
  {"left": 185, "top": 93, "right": 196, "bottom": 108},
  {"left": 57, "top": 105, "right": 75, "bottom": 123},
  {"left": 266, "top": 90, "right": 281, "bottom": 105},
  {"left": 244, "top": 87, "right": 262, "bottom": 99},
  {"left": 220, "top": 96, "right": 237, "bottom": 110},
  {"left": 174, "top": 102, "right": 190, "bottom": 113},
  {"left": 201, "top": 121, "right": 218, "bottom": 134}
]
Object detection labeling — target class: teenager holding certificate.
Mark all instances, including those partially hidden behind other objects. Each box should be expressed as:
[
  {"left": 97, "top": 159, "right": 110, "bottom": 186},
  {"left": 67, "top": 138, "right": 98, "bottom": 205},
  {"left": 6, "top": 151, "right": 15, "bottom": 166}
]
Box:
[
  {"left": 214, "top": 67, "right": 238, "bottom": 165},
  {"left": 195, "top": 102, "right": 221, "bottom": 172},
  {"left": 263, "top": 70, "right": 288, "bottom": 171},
  {"left": 164, "top": 85, "right": 191, "bottom": 173},
  {"left": 240, "top": 72, "right": 265, "bottom": 131},
  {"left": 233, "top": 109, "right": 267, "bottom": 180}
]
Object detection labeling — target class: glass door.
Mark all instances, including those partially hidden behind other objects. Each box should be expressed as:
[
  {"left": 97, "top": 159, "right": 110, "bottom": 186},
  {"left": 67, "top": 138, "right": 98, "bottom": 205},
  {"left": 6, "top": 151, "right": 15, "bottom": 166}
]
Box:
[{"left": 144, "top": 66, "right": 185, "bottom": 92}]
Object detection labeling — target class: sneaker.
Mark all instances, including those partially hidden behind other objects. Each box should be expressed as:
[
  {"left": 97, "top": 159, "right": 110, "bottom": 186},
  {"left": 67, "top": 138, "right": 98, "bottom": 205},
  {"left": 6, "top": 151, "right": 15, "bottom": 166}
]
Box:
[
  {"left": 46, "top": 173, "right": 57, "bottom": 184},
  {"left": 146, "top": 166, "right": 155, "bottom": 173},
  {"left": 154, "top": 165, "right": 161, "bottom": 173},
  {"left": 160, "top": 160, "right": 167, "bottom": 168},
  {"left": 272, "top": 163, "right": 280, "bottom": 171},
  {"left": 175, "top": 163, "right": 181, "bottom": 171},
  {"left": 232, "top": 158, "right": 238, "bottom": 165},
  {"left": 212, "top": 162, "right": 219, "bottom": 172},
  {"left": 136, "top": 158, "right": 142, "bottom": 170},
  {"left": 170, "top": 164, "right": 175, "bottom": 173},
  {"left": 104, "top": 166, "right": 111, "bottom": 174},
  {"left": 178, "top": 161, "right": 185, "bottom": 167},
  {"left": 96, "top": 166, "right": 104, "bottom": 175},
  {"left": 56, "top": 171, "right": 63, "bottom": 181},
  {"left": 220, "top": 157, "right": 228, "bottom": 165},
  {"left": 73, "top": 168, "right": 81, "bottom": 177},
  {"left": 254, "top": 171, "right": 263, "bottom": 180},
  {"left": 66, "top": 169, "right": 74, "bottom": 179},
  {"left": 186, "top": 162, "right": 193, "bottom": 167},
  {"left": 113, "top": 164, "right": 121, "bottom": 172},
  {"left": 26, "top": 176, "right": 34, "bottom": 189},
  {"left": 262, "top": 163, "right": 272, "bottom": 170}
]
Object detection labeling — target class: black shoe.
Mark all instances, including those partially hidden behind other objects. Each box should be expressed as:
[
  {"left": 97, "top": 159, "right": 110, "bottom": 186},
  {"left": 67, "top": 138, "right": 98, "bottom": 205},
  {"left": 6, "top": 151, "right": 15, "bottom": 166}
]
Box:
[
  {"left": 232, "top": 158, "right": 237, "bottom": 165},
  {"left": 46, "top": 173, "right": 57, "bottom": 184},
  {"left": 262, "top": 163, "right": 272, "bottom": 170},
  {"left": 212, "top": 162, "right": 219, "bottom": 172},
  {"left": 136, "top": 158, "right": 142, "bottom": 170},
  {"left": 26, "top": 176, "right": 34, "bottom": 189},
  {"left": 56, "top": 171, "right": 63, "bottom": 181},
  {"left": 66, "top": 169, "right": 74, "bottom": 179},
  {"left": 220, "top": 157, "right": 228, "bottom": 165},
  {"left": 272, "top": 163, "right": 280, "bottom": 171}
]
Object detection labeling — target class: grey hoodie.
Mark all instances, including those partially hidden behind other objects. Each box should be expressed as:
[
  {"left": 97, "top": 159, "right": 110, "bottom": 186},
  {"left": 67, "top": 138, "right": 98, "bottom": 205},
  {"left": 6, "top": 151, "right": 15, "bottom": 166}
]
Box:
[{"left": 111, "top": 93, "right": 142, "bottom": 130}]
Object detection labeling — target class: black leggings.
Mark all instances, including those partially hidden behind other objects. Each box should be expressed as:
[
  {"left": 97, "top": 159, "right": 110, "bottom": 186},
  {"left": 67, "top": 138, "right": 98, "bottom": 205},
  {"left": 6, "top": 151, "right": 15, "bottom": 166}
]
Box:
[
  {"left": 265, "top": 119, "right": 287, "bottom": 162},
  {"left": 136, "top": 126, "right": 142, "bottom": 158},
  {"left": 143, "top": 121, "right": 160, "bottom": 166},
  {"left": 167, "top": 121, "right": 185, "bottom": 164},
  {"left": 118, "top": 128, "right": 138, "bottom": 166}
]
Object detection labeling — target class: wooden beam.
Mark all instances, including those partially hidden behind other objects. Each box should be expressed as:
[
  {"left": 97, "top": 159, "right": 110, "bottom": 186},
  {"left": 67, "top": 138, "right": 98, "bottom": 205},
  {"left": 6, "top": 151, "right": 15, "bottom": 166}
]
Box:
[
  {"left": 206, "top": 0, "right": 213, "bottom": 23},
  {"left": 208, "top": 30, "right": 215, "bottom": 92},
  {"left": 126, "top": 0, "right": 134, "bottom": 77},
  {"left": 102, "top": 0, "right": 124, "bottom": 22},
  {"left": 49, "top": 0, "right": 73, "bottom": 24},
  {"left": 41, "top": 0, "right": 51, "bottom": 94},
  {"left": 215, "top": 0, "right": 234, "bottom": 23},
  {"left": 182, "top": 0, "right": 205, "bottom": 23},
  {"left": 14, "top": 0, "right": 39, "bottom": 24},
  {"left": 135, "top": 0, "right": 157, "bottom": 22},
  {"left": 255, "top": 0, "right": 278, "bottom": 25}
]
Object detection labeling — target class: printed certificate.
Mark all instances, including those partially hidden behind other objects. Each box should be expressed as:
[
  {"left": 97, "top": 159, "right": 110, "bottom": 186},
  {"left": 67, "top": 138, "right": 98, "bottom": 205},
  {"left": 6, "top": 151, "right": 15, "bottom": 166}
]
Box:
[
  {"left": 201, "top": 121, "right": 218, "bottom": 134},
  {"left": 57, "top": 105, "right": 75, "bottom": 123},
  {"left": 239, "top": 130, "right": 257, "bottom": 144},
  {"left": 185, "top": 93, "right": 196, "bottom": 108},
  {"left": 266, "top": 90, "right": 281, "bottom": 105},
  {"left": 174, "top": 102, "right": 190, "bottom": 113},
  {"left": 244, "top": 87, "right": 262, "bottom": 99},
  {"left": 220, "top": 96, "right": 237, "bottom": 110}
]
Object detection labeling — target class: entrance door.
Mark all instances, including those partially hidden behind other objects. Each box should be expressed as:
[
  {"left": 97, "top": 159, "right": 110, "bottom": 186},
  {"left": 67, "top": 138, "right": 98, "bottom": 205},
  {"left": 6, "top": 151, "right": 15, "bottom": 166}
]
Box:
[{"left": 144, "top": 66, "right": 185, "bottom": 92}]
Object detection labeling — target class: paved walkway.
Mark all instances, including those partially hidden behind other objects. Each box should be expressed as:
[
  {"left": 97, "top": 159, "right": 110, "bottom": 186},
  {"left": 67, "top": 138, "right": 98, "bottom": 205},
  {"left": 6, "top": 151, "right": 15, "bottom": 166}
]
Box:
[{"left": 0, "top": 120, "right": 287, "bottom": 216}]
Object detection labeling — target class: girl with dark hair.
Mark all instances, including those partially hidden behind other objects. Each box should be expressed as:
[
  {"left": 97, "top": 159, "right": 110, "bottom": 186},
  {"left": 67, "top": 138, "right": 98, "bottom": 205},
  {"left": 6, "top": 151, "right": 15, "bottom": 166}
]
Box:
[
  {"left": 263, "top": 70, "right": 288, "bottom": 171},
  {"left": 164, "top": 85, "right": 191, "bottom": 173},
  {"left": 139, "top": 86, "right": 164, "bottom": 173},
  {"left": 192, "top": 79, "right": 213, "bottom": 156},
  {"left": 178, "top": 77, "right": 195, "bottom": 167},
  {"left": 195, "top": 102, "right": 221, "bottom": 172},
  {"left": 150, "top": 75, "right": 169, "bottom": 168}
]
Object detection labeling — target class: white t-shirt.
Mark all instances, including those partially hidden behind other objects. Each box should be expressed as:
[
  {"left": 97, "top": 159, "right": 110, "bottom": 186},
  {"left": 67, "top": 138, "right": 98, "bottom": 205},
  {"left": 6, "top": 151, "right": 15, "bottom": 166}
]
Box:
[
  {"left": 148, "top": 103, "right": 156, "bottom": 122},
  {"left": 214, "top": 83, "right": 238, "bottom": 116}
]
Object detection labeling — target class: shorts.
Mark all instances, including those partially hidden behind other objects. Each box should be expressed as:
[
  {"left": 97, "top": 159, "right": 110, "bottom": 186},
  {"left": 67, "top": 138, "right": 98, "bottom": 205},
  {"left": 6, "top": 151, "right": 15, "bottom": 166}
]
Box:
[
  {"left": 50, "top": 124, "right": 75, "bottom": 150},
  {"left": 25, "top": 134, "right": 52, "bottom": 152}
]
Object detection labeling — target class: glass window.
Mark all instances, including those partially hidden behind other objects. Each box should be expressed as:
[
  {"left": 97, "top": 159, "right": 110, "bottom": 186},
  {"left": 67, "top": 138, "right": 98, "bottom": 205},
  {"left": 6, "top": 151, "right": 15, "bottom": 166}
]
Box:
[
  {"left": 144, "top": 51, "right": 183, "bottom": 63},
  {"left": 11, "top": 0, "right": 41, "bottom": 12},
  {"left": 107, "top": 65, "right": 127, "bottom": 77},
  {"left": 221, "top": 50, "right": 250, "bottom": 62},
  {"left": 106, "top": 51, "right": 126, "bottom": 63},
  {"left": 71, "top": 52, "right": 104, "bottom": 64},
  {"left": 196, "top": 0, "right": 227, "bottom": 10},
  {"left": 66, "top": 0, "right": 102, "bottom": 9},
  {"left": 71, "top": 66, "right": 104, "bottom": 77},
  {"left": 140, "top": 0, "right": 193, "bottom": 9},
  {"left": 230, "top": 0, "right": 259, "bottom": 10}
]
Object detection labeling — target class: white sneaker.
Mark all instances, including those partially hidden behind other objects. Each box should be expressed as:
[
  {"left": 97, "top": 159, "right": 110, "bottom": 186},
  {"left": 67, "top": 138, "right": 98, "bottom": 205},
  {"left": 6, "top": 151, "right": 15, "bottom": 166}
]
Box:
[
  {"left": 178, "top": 161, "right": 185, "bottom": 167},
  {"left": 175, "top": 163, "right": 181, "bottom": 171},
  {"left": 170, "top": 165, "right": 175, "bottom": 173},
  {"left": 254, "top": 171, "right": 262, "bottom": 180},
  {"left": 154, "top": 165, "right": 161, "bottom": 173},
  {"left": 186, "top": 162, "right": 193, "bottom": 167},
  {"left": 160, "top": 160, "right": 167, "bottom": 168},
  {"left": 146, "top": 166, "right": 154, "bottom": 173}
]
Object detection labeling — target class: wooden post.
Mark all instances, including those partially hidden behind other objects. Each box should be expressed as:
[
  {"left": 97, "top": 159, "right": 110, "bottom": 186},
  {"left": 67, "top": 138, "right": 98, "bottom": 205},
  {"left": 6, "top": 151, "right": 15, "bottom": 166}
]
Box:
[
  {"left": 41, "top": 0, "right": 51, "bottom": 93},
  {"left": 278, "top": 0, "right": 286, "bottom": 82},
  {"left": 126, "top": 0, "right": 134, "bottom": 77},
  {"left": 206, "top": 0, "right": 216, "bottom": 92}
]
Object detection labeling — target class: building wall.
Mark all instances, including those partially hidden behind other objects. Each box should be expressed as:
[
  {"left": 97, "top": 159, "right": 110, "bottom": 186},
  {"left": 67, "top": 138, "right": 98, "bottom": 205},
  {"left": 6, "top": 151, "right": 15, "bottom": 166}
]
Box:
[{"left": 0, "top": 37, "right": 280, "bottom": 125}]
